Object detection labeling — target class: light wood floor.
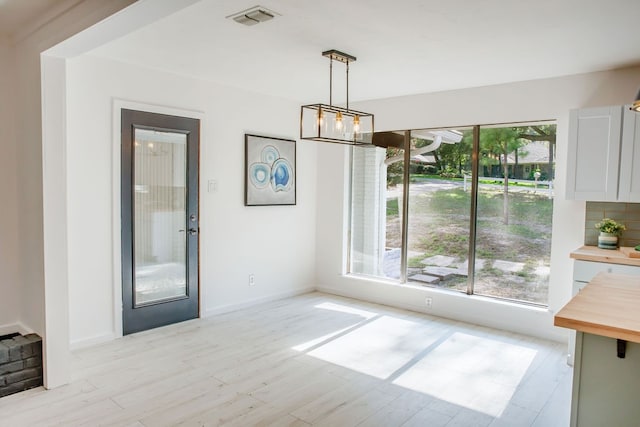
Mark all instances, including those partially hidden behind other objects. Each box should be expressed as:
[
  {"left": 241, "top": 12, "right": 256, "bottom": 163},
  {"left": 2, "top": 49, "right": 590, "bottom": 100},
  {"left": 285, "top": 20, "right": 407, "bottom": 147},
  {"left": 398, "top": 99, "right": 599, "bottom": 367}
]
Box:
[{"left": 0, "top": 292, "right": 572, "bottom": 426}]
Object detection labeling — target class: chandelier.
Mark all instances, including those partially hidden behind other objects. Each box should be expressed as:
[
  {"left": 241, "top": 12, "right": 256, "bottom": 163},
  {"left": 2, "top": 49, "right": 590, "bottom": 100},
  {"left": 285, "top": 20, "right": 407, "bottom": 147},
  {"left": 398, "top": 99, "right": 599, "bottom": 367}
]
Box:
[{"left": 300, "top": 50, "right": 374, "bottom": 146}]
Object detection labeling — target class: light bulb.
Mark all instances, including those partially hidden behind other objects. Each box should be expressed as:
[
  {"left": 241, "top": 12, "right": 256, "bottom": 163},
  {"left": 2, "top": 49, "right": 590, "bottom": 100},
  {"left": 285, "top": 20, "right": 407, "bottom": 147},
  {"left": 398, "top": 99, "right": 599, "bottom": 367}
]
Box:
[
  {"left": 335, "top": 111, "right": 343, "bottom": 131},
  {"left": 147, "top": 142, "right": 154, "bottom": 148},
  {"left": 353, "top": 115, "right": 360, "bottom": 133},
  {"left": 317, "top": 109, "right": 324, "bottom": 126}
]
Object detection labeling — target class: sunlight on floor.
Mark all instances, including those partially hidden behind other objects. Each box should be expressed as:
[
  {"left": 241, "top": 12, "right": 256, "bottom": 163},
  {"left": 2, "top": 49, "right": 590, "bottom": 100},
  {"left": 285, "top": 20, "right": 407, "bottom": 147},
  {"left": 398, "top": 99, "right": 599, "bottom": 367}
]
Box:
[
  {"left": 392, "top": 332, "right": 537, "bottom": 417},
  {"left": 307, "top": 315, "right": 442, "bottom": 379},
  {"left": 313, "top": 301, "right": 379, "bottom": 318},
  {"left": 291, "top": 302, "right": 380, "bottom": 352},
  {"left": 292, "top": 302, "right": 538, "bottom": 418}
]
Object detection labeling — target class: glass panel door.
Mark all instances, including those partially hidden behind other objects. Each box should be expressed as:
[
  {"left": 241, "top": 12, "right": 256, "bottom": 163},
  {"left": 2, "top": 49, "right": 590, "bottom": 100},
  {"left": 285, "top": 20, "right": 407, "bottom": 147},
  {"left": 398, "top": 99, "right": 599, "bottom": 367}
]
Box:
[
  {"left": 133, "top": 129, "right": 187, "bottom": 305},
  {"left": 121, "top": 109, "right": 199, "bottom": 335}
]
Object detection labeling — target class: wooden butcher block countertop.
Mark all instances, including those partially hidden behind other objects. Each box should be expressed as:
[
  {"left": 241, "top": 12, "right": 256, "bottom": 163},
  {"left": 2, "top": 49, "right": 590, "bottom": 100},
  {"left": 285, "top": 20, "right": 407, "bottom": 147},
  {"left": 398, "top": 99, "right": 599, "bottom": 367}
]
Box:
[
  {"left": 555, "top": 272, "right": 640, "bottom": 343},
  {"left": 570, "top": 245, "right": 640, "bottom": 267}
]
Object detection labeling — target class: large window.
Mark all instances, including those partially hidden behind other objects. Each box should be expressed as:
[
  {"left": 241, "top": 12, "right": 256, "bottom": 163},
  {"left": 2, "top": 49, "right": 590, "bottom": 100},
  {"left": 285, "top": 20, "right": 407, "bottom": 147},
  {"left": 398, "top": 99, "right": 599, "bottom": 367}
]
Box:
[{"left": 349, "top": 122, "right": 556, "bottom": 305}]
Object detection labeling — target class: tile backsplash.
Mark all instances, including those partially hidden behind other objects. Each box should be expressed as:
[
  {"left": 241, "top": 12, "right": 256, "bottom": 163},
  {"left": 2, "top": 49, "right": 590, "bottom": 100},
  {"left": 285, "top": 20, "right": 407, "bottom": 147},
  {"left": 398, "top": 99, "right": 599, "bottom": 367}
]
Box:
[{"left": 585, "top": 202, "right": 640, "bottom": 247}]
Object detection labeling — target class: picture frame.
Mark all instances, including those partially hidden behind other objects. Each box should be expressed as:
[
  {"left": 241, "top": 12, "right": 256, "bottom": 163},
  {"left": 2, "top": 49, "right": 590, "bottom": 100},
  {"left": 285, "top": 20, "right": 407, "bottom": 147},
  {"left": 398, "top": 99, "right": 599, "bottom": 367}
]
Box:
[{"left": 245, "top": 134, "right": 296, "bottom": 206}]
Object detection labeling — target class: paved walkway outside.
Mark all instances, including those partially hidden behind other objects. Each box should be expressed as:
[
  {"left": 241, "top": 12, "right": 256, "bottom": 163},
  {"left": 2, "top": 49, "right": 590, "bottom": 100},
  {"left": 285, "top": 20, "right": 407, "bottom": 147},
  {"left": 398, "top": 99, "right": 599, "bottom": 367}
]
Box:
[{"left": 383, "top": 249, "right": 545, "bottom": 286}]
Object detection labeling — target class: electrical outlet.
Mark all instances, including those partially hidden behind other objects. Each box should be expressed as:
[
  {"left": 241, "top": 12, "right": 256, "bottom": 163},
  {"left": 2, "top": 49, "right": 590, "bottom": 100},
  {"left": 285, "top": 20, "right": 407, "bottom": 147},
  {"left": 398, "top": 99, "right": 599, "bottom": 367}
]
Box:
[
  {"left": 249, "top": 274, "right": 255, "bottom": 286},
  {"left": 425, "top": 297, "right": 433, "bottom": 309}
]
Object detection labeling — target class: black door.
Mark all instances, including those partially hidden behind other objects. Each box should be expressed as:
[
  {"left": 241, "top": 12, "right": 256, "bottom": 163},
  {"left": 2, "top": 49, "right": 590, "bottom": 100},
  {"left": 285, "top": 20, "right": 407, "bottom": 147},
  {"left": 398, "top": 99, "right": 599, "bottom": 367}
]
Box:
[{"left": 121, "top": 109, "right": 199, "bottom": 335}]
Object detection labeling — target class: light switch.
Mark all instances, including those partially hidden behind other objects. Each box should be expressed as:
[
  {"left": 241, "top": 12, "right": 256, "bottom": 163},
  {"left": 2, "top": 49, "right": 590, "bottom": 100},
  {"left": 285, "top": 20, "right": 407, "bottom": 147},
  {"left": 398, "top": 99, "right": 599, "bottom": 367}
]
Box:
[{"left": 208, "top": 179, "right": 218, "bottom": 193}]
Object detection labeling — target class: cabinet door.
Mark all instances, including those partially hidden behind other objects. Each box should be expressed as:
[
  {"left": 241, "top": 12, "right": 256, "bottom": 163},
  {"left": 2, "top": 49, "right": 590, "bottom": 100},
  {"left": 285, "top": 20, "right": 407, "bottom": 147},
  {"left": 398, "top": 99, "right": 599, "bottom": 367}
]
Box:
[
  {"left": 574, "top": 260, "right": 640, "bottom": 282},
  {"left": 619, "top": 106, "right": 640, "bottom": 202},
  {"left": 573, "top": 333, "right": 640, "bottom": 427},
  {"left": 566, "top": 106, "right": 623, "bottom": 201}
]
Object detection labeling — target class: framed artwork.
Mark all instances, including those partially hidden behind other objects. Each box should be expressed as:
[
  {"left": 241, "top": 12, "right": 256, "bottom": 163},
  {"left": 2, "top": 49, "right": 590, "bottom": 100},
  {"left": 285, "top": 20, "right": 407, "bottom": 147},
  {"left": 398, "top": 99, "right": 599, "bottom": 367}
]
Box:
[{"left": 245, "top": 134, "right": 296, "bottom": 206}]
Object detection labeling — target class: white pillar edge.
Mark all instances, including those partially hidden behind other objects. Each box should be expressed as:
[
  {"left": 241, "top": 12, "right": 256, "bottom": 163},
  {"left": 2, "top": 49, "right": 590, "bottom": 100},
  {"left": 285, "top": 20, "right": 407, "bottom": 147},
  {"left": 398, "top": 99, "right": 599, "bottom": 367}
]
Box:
[{"left": 41, "top": 54, "right": 71, "bottom": 389}]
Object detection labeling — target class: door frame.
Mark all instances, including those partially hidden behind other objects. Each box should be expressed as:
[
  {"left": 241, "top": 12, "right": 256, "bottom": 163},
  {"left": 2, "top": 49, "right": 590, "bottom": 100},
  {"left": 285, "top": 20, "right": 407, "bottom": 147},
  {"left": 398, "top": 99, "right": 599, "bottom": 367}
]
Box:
[{"left": 112, "top": 100, "right": 205, "bottom": 338}]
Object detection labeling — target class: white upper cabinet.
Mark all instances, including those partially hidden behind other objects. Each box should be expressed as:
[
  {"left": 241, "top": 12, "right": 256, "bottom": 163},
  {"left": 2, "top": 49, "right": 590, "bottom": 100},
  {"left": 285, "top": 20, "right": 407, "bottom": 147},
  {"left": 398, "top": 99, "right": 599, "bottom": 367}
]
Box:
[
  {"left": 619, "top": 107, "right": 640, "bottom": 202},
  {"left": 566, "top": 105, "right": 640, "bottom": 202},
  {"left": 566, "top": 106, "right": 622, "bottom": 201}
]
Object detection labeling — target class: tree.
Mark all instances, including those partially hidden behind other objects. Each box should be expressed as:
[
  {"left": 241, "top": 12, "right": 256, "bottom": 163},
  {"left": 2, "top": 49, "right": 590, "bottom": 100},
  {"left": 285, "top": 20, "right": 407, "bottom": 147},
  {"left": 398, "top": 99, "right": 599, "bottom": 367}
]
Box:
[
  {"left": 386, "top": 147, "right": 404, "bottom": 186},
  {"left": 438, "top": 132, "right": 472, "bottom": 174},
  {"left": 480, "top": 127, "right": 526, "bottom": 224}
]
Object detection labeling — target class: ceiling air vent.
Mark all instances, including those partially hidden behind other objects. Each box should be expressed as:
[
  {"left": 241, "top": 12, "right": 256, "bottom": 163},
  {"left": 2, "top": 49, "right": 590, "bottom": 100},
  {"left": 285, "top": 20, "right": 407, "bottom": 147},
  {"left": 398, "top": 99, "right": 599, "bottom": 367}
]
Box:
[{"left": 227, "top": 6, "right": 278, "bottom": 26}]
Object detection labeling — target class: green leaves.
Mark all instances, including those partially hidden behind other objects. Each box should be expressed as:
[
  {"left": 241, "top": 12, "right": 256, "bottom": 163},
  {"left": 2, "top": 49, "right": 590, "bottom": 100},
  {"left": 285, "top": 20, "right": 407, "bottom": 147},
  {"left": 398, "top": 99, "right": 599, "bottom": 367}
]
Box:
[{"left": 595, "top": 218, "right": 626, "bottom": 236}]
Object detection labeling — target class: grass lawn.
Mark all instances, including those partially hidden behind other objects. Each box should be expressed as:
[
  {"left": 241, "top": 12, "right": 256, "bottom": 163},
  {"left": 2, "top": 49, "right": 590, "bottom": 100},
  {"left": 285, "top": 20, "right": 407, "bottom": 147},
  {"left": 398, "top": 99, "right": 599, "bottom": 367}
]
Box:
[{"left": 387, "top": 184, "right": 553, "bottom": 304}]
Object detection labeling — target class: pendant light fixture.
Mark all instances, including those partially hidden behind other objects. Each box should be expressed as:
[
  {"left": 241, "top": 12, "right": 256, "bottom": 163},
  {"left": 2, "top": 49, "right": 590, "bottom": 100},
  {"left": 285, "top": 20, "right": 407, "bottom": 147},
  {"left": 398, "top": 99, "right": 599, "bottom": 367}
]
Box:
[
  {"left": 632, "top": 88, "right": 640, "bottom": 112},
  {"left": 300, "top": 50, "right": 374, "bottom": 145}
]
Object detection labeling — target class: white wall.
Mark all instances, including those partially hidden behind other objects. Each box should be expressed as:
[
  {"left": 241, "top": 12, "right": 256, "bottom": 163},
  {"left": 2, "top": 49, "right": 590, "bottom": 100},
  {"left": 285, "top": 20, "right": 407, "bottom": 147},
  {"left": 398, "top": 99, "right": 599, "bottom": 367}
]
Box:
[
  {"left": 0, "top": 0, "right": 136, "bottom": 337},
  {"left": 315, "top": 66, "right": 640, "bottom": 342},
  {"left": 0, "top": 37, "right": 21, "bottom": 334},
  {"left": 65, "top": 55, "right": 317, "bottom": 346},
  {"left": 4, "top": 0, "right": 136, "bottom": 388}
]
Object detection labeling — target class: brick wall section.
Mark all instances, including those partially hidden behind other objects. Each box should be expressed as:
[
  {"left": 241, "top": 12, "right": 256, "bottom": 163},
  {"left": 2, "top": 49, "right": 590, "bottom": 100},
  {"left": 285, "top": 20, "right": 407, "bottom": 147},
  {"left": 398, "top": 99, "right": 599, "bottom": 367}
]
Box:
[
  {"left": 585, "top": 202, "right": 640, "bottom": 247},
  {"left": 350, "top": 148, "right": 386, "bottom": 275},
  {"left": 0, "top": 333, "right": 43, "bottom": 398}
]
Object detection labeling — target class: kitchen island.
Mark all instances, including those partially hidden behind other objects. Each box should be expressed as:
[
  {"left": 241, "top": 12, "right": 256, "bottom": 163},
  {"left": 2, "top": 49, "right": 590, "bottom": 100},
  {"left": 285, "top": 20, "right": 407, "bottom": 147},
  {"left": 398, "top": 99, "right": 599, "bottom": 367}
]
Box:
[{"left": 555, "top": 272, "right": 640, "bottom": 427}]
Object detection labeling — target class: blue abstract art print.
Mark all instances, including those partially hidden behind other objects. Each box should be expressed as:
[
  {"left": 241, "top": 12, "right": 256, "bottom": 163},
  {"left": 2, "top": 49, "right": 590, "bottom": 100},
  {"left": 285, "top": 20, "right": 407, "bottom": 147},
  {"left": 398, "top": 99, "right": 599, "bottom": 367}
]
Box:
[{"left": 245, "top": 134, "right": 296, "bottom": 206}]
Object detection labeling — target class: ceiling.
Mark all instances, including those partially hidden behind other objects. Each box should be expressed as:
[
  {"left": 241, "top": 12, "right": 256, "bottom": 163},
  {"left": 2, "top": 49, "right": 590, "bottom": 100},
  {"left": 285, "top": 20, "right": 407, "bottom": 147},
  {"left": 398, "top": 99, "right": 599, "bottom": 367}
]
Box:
[
  {"left": 87, "top": 0, "right": 640, "bottom": 104},
  {"left": 5, "top": 0, "right": 640, "bottom": 104}
]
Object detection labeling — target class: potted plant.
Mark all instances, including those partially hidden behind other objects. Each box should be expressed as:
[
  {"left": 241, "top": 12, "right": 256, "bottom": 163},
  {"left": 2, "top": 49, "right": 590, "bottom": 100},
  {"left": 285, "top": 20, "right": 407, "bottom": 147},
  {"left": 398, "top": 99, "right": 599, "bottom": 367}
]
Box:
[{"left": 595, "top": 218, "right": 626, "bottom": 249}]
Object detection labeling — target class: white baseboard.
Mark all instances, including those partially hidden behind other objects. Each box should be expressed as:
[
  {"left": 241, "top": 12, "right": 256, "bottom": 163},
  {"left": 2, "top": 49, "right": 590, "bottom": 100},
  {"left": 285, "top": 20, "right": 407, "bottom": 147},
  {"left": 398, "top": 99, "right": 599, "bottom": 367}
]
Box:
[
  {"left": 68, "top": 288, "right": 315, "bottom": 349},
  {"left": 70, "top": 332, "right": 117, "bottom": 351},
  {"left": 0, "top": 321, "right": 32, "bottom": 337},
  {"left": 203, "top": 287, "right": 315, "bottom": 318}
]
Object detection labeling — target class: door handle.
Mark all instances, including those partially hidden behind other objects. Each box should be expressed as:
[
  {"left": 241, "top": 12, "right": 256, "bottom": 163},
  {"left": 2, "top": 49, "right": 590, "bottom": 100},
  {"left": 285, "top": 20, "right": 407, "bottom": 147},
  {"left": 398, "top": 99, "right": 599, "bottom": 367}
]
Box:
[{"left": 188, "top": 228, "right": 198, "bottom": 236}]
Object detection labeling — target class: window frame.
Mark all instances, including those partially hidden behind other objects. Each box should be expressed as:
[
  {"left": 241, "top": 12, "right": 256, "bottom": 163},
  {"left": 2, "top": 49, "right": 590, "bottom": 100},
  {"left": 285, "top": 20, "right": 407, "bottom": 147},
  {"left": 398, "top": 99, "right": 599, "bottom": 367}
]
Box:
[{"left": 348, "top": 120, "right": 556, "bottom": 307}]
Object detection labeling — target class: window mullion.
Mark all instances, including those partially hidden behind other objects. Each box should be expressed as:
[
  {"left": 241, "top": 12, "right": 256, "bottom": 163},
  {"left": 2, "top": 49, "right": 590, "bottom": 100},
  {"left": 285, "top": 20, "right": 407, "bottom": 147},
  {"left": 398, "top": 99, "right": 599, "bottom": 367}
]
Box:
[
  {"left": 466, "top": 125, "right": 481, "bottom": 295},
  {"left": 400, "top": 130, "right": 411, "bottom": 283}
]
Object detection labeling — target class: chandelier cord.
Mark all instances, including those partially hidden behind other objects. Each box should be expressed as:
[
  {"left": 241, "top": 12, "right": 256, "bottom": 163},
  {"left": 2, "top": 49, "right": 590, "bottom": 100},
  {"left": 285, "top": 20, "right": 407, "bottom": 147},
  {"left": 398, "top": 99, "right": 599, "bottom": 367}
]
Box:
[
  {"left": 329, "top": 57, "right": 333, "bottom": 107},
  {"left": 346, "top": 60, "right": 349, "bottom": 110}
]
